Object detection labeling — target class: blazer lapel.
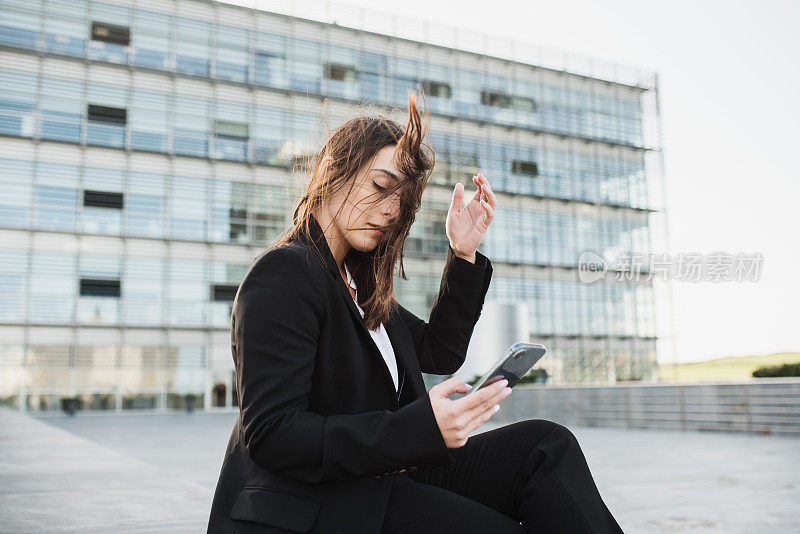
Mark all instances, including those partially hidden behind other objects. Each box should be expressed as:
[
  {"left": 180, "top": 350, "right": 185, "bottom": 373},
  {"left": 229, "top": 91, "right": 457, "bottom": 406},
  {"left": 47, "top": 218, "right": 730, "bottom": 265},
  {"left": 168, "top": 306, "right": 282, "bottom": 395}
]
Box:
[
  {"left": 383, "top": 315, "right": 425, "bottom": 401},
  {"left": 295, "top": 216, "right": 404, "bottom": 401}
]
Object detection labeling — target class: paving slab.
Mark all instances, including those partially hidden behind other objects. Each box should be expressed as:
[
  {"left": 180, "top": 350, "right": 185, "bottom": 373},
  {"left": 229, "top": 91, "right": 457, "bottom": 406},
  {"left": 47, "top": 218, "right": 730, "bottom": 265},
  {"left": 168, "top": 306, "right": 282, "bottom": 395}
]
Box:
[
  {"left": 0, "top": 408, "right": 212, "bottom": 533},
  {"left": 2, "top": 408, "right": 797, "bottom": 533}
]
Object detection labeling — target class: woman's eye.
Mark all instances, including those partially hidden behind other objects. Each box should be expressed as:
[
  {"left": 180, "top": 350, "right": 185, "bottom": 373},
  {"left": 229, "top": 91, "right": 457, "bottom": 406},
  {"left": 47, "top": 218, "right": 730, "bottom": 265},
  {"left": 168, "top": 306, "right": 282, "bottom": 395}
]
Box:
[{"left": 373, "top": 181, "right": 386, "bottom": 192}]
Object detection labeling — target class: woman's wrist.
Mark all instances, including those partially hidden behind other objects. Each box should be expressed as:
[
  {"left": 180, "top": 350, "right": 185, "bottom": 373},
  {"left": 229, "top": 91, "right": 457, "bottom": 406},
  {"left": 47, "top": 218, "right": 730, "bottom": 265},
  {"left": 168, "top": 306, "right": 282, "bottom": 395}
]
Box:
[
  {"left": 454, "top": 252, "right": 476, "bottom": 264},
  {"left": 449, "top": 242, "right": 476, "bottom": 264}
]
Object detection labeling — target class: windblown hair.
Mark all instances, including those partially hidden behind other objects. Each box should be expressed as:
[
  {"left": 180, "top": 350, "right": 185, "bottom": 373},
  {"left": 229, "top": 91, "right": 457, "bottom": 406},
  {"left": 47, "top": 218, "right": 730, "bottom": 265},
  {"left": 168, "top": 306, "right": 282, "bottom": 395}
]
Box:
[{"left": 272, "top": 88, "right": 436, "bottom": 330}]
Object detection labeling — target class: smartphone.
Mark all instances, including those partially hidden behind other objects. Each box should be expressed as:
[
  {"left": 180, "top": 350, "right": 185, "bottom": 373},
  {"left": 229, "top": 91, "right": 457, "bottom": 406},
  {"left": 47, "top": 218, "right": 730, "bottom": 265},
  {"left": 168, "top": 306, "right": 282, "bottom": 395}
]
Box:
[{"left": 465, "top": 342, "right": 547, "bottom": 396}]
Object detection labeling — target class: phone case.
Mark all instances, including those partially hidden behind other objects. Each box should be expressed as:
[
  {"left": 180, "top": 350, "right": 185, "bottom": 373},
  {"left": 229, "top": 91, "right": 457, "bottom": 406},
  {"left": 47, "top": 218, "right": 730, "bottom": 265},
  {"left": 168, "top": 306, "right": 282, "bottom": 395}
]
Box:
[{"left": 465, "top": 342, "right": 547, "bottom": 396}]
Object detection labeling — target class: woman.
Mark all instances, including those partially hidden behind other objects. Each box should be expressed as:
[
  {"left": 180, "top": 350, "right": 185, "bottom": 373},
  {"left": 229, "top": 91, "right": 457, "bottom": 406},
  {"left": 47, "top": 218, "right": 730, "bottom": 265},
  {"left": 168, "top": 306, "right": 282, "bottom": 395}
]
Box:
[{"left": 206, "top": 92, "right": 624, "bottom": 533}]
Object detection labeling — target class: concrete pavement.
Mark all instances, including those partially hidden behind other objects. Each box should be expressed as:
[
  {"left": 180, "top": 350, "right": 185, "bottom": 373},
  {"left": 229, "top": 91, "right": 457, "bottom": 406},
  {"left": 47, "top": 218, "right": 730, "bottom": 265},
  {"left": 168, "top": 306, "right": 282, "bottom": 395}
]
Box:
[{"left": 1, "top": 408, "right": 797, "bottom": 533}]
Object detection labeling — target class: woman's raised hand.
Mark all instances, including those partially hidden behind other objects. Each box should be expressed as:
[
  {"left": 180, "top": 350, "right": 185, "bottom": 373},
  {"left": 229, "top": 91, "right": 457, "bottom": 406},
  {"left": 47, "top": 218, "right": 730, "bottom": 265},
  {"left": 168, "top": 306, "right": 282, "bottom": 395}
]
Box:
[
  {"left": 428, "top": 376, "right": 512, "bottom": 448},
  {"left": 445, "top": 172, "right": 497, "bottom": 262}
]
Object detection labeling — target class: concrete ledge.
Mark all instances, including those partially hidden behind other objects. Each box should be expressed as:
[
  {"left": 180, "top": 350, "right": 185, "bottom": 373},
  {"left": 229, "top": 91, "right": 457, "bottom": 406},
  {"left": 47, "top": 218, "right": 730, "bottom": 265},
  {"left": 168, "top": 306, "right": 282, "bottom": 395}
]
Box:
[{"left": 0, "top": 407, "right": 212, "bottom": 533}]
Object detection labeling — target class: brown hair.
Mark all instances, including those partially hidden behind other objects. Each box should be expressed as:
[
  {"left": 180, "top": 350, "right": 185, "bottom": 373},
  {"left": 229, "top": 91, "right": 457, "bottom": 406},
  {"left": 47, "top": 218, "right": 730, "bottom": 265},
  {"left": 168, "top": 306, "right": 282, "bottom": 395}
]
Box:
[{"left": 272, "top": 88, "right": 435, "bottom": 330}]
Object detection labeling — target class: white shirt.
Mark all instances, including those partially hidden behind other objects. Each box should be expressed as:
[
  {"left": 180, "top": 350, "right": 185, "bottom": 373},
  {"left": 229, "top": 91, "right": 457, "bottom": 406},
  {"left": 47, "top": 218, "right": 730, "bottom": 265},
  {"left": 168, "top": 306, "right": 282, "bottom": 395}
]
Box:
[{"left": 345, "top": 264, "right": 399, "bottom": 392}]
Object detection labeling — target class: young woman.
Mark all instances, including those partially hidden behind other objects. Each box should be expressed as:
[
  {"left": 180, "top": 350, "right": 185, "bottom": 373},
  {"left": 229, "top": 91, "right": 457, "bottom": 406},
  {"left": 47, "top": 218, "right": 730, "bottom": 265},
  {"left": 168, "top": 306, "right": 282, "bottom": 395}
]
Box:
[{"left": 206, "top": 92, "right": 624, "bottom": 533}]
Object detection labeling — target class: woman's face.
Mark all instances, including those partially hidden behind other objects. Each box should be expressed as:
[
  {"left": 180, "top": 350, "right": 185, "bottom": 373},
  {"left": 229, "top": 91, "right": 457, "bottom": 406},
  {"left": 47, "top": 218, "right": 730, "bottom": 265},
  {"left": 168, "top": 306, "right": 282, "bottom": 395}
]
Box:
[{"left": 322, "top": 145, "right": 404, "bottom": 254}]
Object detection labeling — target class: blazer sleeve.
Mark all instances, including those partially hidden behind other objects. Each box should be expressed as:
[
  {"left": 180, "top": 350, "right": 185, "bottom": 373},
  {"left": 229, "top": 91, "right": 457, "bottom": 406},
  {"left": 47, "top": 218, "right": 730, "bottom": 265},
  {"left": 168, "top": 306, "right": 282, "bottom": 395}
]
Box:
[
  {"left": 234, "top": 246, "right": 454, "bottom": 484},
  {"left": 396, "top": 243, "right": 493, "bottom": 375}
]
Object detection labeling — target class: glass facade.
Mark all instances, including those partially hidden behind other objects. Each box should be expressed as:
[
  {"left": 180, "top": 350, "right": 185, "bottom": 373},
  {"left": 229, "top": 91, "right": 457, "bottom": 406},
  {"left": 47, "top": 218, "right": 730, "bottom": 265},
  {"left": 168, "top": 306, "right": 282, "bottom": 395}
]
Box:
[
  {"left": 0, "top": 0, "right": 662, "bottom": 413},
  {"left": 0, "top": 0, "right": 645, "bottom": 147}
]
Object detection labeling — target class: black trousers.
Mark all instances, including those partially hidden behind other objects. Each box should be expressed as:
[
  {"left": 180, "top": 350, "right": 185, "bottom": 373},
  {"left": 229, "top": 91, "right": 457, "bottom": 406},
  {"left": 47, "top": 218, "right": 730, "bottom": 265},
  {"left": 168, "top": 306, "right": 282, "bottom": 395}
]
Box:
[{"left": 380, "top": 419, "right": 625, "bottom": 533}]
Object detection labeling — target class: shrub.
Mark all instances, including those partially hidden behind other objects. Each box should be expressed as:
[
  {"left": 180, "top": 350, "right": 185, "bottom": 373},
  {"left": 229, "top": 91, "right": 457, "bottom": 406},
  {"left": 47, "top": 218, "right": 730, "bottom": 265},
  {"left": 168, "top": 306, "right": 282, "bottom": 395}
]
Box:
[{"left": 752, "top": 362, "right": 800, "bottom": 378}]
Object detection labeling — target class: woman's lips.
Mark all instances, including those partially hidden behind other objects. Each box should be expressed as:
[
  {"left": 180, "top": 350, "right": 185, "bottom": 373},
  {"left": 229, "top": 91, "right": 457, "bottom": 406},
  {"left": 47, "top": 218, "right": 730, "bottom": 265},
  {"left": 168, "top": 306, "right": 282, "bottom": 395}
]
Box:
[{"left": 367, "top": 224, "right": 385, "bottom": 236}]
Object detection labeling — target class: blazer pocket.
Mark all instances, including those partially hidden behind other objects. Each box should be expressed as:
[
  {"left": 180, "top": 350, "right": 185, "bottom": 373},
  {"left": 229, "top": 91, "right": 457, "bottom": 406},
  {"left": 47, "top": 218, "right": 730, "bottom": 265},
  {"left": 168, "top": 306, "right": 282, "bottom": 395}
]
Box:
[{"left": 229, "top": 486, "right": 322, "bottom": 532}]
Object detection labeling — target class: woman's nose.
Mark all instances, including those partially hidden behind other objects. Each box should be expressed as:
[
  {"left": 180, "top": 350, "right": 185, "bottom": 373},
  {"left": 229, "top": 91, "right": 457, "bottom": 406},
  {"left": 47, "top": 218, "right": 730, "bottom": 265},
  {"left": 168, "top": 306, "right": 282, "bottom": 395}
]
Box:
[{"left": 383, "top": 197, "right": 400, "bottom": 217}]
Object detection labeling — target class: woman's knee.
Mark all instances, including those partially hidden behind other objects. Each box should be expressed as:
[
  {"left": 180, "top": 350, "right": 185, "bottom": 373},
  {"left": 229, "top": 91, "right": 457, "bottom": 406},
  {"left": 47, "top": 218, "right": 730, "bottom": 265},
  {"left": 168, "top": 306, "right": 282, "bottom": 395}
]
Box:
[{"left": 517, "top": 418, "right": 576, "bottom": 442}]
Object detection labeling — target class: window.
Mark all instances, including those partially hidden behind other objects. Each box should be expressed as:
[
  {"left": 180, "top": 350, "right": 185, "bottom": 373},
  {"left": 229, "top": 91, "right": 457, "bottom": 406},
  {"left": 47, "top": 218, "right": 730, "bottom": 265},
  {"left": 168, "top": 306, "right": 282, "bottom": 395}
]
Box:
[
  {"left": 132, "top": 10, "right": 170, "bottom": 70},
  {"left": 88, "top": 104, "right": 127, "bottom": 125},
  {"left": 176, "top": 17, "right": 211, "bottom": 77},
  {"left": 213, "top": 119, "right": 248, "bottom": 161},
  {"left": 481, "top": 90, "right": 512, "bottom": 108},
  {"left": 91, "top": 22, "right": 130, "bottom": 46},
  {"left": 512, "top": 160, "right": 539, "bottom": 177},
  {"left": 481, "top": 90, "right": 536, "bottom": 113},
  {"left": 80, "top": 278, "right": 121, "bottom": 297},
  {"left": 174, "top": 96, "right": 209, "bottom": 157},
  {"left": 324, "top": 63, "right": 356, "bottom": 82},
  {"left": 422, "top": 80, "right": 452, "bottom": 99},
  {"left": 254, "top": 51, "right": 286, "bottom": 88},
  {"left": 290, "top": 60, "right": 321, "bottom": 93},
  {"left": 512, "top": 96, "right": 536, "bottom": 113},
  {"left": 84, "top": 190, "right": 124, "bottom": 209},
  {"left": 0, "top": 5, "right": 40, "bottom": 50},
  {"left": 0, "top": 69, "right": 36, "bottom": 137},
  {"left": 213, "top": 120, "right": 248, "bottom": 140},
  {"left": 212, "top": 284, "right": 238, "bottom": 302}
]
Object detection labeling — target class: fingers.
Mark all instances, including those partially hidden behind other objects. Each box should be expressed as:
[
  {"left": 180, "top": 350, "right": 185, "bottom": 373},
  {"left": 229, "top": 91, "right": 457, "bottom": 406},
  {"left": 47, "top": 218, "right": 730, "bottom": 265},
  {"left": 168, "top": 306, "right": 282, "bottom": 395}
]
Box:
[
  {"left": 464, "top": 402, "right": 500, "bottom": 436},
  {"left": 431, "top": 376, "right": 472, "bottom": 398},
  {"left": 475, "top": 172, "right": 496, "bottom": 209},
  {"left": 443, "top": 383, "right": 510, "bottom": 447},
  {"left": 449, "top": 182, "right": 464, "bottom": 214},
  {"left": 464, "top": 383, "right": 511, "bottom": 421},
  {"left": 459, "top": 382, "right": 510, "bottom": 437},
  {"left": 480, "top": 196, "right": 494, "bottom": 223},
  {"left": 471, "top": 173, "right": 496, "bottom": 226},
  {"left": 455, "top": 378, "right": 510, "bottom": 415},
  {"left": 470, "top": 176, "right": 483, "bottom": 204}
]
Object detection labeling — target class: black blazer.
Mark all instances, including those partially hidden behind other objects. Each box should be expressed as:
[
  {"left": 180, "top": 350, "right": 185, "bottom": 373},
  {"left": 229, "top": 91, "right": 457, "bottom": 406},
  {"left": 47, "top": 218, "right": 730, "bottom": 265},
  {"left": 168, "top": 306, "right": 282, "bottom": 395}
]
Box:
[{"left": 207, "top": 215, "right": 493, "bottom": 533}]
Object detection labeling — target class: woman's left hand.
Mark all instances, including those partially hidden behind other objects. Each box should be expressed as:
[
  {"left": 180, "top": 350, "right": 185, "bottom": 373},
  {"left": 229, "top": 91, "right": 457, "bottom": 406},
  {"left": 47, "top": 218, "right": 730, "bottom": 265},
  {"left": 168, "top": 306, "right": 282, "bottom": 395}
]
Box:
[{"left": 446, "top": 172, "right": 496, "bottom": 262}]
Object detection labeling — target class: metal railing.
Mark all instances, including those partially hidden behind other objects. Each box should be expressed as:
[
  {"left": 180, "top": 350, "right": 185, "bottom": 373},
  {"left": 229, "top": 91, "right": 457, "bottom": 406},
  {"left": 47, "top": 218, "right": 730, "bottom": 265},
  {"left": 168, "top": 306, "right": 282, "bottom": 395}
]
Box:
[{"left": 493, "top": 377, "right": 800, "bottom": 436}]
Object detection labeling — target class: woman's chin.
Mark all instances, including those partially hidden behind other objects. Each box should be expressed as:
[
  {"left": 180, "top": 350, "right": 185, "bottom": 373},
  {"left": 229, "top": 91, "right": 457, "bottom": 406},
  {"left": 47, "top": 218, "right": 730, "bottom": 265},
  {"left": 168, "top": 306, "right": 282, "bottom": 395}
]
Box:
[{"left": 355, "top": 231, "right": 382, "bottom": 251}]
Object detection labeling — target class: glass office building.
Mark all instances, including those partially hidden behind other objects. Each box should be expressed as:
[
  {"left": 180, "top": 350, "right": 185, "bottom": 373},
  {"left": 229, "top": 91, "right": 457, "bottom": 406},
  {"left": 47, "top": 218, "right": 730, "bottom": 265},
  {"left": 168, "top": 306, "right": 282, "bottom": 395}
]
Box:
[{"left": 0, "top": 0, "right": 666, "bottom": 413}]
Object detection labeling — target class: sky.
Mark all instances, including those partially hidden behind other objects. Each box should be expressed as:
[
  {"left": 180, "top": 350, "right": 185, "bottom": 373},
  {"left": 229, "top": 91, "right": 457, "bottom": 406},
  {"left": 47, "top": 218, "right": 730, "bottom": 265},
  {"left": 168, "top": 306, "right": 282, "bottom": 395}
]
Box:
[{"left": 239, "top": 0, "right": 799, "bottom": 362}]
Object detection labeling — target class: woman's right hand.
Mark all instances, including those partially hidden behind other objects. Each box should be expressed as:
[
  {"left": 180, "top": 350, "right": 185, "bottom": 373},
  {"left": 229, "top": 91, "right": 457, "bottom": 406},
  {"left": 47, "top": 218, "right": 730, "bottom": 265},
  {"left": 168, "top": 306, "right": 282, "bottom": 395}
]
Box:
[{"left": 428, "top": 376, "right": 512, "bottom": 448}]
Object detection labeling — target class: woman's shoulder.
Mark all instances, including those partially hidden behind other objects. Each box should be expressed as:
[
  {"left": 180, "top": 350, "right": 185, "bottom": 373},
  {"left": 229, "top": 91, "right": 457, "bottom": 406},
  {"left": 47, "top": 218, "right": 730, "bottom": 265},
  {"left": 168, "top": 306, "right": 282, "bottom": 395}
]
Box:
[
  {"left": 247, "top": 242, "right": 324, "bottom": 289},
  {"left": 252, "top": 241, "right": 308, "bottom": 266},
  {"left": 233, "top": 243, "right": 326, "bottom": 318}
]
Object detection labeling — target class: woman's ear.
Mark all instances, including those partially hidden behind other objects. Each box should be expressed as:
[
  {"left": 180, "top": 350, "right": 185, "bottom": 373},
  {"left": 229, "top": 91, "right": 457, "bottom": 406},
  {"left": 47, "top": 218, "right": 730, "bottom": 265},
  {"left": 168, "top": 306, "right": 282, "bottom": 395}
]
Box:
[{"left": 319, "top": 154, "right": 333, "bottom": 177}]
